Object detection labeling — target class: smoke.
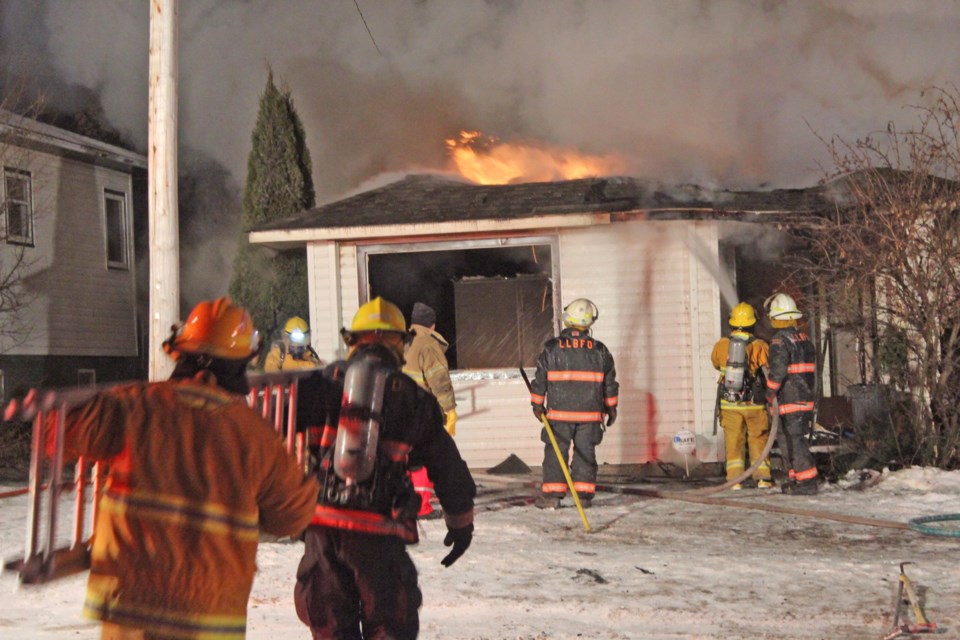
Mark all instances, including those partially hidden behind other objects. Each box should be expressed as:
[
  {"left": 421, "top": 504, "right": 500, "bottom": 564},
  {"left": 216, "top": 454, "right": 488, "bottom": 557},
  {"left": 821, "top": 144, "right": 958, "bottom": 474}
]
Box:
[{"left": 3, "top": 0, "right": 959, "bottom": 202}]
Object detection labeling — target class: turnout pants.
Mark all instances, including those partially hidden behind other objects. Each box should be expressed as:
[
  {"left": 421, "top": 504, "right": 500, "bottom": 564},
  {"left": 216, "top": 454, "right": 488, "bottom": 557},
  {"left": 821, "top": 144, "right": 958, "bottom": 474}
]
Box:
[
  {"left": 777, "top": 411, "right": 818, "bottom": 482},
  {"left": 540, "top": 421, "right": 602, "bottom": 500},
  {"left": 719, "top": 406, "right": 771, "bottom": 481},
  {"left": 295, "top": 526, "right": 422, "bottom": 640}
]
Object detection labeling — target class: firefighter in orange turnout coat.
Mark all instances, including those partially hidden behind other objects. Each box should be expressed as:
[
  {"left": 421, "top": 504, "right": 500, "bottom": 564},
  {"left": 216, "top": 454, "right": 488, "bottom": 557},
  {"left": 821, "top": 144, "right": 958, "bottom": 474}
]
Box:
[
  {"left": 293, "top": 297, "right": 476, "bottom": 640},
  {"left": 50, "top": 298, "right": 319, "bottom": 640},
  {"left": 530, "top": 298, "right": 619, "bottom": 509}
]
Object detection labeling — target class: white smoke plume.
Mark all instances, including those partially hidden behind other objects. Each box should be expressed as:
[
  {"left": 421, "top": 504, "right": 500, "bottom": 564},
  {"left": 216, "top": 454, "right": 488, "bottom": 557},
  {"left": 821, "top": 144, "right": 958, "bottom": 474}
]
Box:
[{"left": 3, "top": 0, "right": 960, "bottom": 202}]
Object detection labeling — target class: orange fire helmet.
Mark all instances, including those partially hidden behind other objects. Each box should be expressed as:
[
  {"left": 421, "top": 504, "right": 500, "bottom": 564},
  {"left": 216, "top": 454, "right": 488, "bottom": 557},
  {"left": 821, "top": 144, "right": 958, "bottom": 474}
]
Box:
[{"left": 165, "top": 297, "right": 259, "bottom": 360}]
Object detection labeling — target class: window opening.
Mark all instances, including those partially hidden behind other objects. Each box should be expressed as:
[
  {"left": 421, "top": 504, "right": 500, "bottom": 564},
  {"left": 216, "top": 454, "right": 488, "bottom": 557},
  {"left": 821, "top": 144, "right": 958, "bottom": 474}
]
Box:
[
  {"left": 105, "top": 190, "right": 129, "bottom": 268},
  {"left": 362, "top": 238, "right": 559, "bottom": 369},
  {"left": 77, "top": 369, "right": 96, "bottom": 387},
  {"left": 4, "top": 168, "right": 34, "bottom": 246}
]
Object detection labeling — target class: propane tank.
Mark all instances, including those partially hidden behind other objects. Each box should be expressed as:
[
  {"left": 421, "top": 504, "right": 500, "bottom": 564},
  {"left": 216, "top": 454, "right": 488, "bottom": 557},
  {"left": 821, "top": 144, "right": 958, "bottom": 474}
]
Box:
[
  {"left": 723, "top": 336, "right": 747, "bottom": 399},
  {"left": 333, "top": 354, "right": 388, "bottom": 483}
]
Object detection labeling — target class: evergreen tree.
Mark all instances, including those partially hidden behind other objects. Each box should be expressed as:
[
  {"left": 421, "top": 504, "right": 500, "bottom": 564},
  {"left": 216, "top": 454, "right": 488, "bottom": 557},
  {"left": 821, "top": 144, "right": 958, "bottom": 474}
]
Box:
[{"left": 229, "top": 69, "right": 315, "bottom": 342}]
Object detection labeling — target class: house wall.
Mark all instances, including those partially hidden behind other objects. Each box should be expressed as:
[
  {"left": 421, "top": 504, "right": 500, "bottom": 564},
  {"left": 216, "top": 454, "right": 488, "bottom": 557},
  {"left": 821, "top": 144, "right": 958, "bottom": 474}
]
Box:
[
  {"left": 0, "top": 144, "right": 138, "bottom": 359},
  {"left": 306, "top": 240, "right": 344, "bottom": 362},
  {"left": 306, "top": 219, "right": 724, "bottom": 471},
  {"left": 448, "top": 220, "right": 722, "bottom": 470}
]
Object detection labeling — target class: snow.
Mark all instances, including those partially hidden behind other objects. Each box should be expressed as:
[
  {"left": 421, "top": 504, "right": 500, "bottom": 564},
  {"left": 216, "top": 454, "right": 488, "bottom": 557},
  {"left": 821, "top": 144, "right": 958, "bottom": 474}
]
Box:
[{"left": 2, "top": 467, "right": 959, "bottom": 639}]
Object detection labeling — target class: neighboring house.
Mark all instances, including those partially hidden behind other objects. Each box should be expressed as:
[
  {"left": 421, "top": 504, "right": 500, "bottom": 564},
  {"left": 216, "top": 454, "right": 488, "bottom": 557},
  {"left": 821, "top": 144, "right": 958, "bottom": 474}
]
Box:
[
  {"left": 249, "top": 174, "right": 840, "bottom": 470},
  {"left": 0, "top": 110, "right": 147, "bottom": 399}
]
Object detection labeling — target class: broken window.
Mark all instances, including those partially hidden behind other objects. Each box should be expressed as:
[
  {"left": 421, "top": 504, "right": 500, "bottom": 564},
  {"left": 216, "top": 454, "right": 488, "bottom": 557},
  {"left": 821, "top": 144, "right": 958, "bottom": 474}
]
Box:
[{"left": 361, "top": 237, "right": 559, "bottom": 370}]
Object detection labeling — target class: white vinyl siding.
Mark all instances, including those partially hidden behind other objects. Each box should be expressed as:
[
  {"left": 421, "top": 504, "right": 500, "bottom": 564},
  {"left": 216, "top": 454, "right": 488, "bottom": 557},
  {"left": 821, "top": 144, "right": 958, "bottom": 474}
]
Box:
[
  {"left": 305, "top": 219, "right": 724, "bottom": 470},
  {"left": 306, "top": 240, "right": 343, "bottom": 363}
]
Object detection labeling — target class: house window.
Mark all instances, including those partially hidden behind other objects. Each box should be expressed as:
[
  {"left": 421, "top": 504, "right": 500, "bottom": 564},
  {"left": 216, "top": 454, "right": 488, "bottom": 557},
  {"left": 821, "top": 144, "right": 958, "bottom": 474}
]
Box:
[
  {"left": 77, "top": 369, "right": 96, "bottom": 387},
  {"left": 360, "top": 237, "right": 560, "bottom": 369},
  {"left": 3, "top": 168, "right": 34, "bottom": 246},
  {"left": 104, "top": 190, "right": 129, "bottom": 269}
]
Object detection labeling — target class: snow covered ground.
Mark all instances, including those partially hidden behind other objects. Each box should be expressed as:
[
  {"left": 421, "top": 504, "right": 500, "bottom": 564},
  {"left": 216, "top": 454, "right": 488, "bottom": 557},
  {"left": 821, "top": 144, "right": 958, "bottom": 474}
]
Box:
[{"left": 1, "top": 466, "right": 959, "bottom": 640}]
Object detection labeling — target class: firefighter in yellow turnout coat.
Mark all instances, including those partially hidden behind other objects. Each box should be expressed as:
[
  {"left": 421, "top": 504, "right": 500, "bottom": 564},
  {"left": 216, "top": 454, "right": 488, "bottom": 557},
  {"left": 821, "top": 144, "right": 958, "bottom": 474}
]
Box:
[
  {"left": 264, "top": 316, "right": 323, "bottom": 372},
  {"left": 711, "top": 302, "right": 773, "bottom": 489}
]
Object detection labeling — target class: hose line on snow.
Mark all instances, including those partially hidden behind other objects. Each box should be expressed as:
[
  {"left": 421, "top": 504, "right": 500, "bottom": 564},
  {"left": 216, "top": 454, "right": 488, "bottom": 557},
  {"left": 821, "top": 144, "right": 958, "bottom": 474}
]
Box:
[{"left": 907, "top": 513, "right": 960, "bottom": 537}]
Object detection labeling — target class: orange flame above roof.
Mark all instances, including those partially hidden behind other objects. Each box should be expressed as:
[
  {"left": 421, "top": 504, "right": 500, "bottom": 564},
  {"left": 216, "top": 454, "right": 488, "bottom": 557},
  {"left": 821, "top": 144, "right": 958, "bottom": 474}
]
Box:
[{"left": 445, "top": 130, "right": 624, "bottom": 185}]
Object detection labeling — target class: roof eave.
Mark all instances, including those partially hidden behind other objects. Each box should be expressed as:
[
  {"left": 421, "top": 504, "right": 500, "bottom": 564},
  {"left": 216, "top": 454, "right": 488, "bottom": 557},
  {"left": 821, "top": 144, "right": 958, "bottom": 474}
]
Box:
[{"left": 248, "top": 212, "right": 611, "bottom": 249}]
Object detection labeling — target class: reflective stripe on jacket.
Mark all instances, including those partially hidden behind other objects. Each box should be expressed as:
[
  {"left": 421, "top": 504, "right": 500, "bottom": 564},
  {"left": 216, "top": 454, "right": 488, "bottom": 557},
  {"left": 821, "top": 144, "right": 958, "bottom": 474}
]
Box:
[
  {"left": 60, "top": 374, "right": 319, "bottom": 639},
  {"left": 766, "top": 326, "right": 817, "bottom": 410},
  {"left": 530, "top": 327, "right": 619, "bottom": 423}
]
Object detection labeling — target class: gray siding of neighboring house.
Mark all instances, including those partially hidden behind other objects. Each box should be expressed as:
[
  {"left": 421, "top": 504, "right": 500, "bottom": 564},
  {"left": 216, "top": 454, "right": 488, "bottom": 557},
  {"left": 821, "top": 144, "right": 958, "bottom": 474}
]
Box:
[{"left": 0, "top": 121, "right": 144, "bottom": 397}]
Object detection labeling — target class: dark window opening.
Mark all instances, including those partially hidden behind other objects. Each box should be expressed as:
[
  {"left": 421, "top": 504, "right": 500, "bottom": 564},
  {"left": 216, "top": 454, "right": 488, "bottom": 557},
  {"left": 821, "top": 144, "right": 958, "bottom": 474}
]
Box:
[
  {"left": 105, "top": 190, "right": 128, "bottom": 268},
  {"left": 366, "top": 242, "right": 556, "bottom": 369},
  {"left": 4, "top": 168, "right": 33, "bottom": 245}
]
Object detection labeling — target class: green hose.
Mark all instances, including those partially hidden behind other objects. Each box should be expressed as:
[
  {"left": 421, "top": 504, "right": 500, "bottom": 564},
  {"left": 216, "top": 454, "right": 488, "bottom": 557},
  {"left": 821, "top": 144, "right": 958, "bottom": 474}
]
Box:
[{"left": 907, "top": 513, "right": 960, "bottom": 537}]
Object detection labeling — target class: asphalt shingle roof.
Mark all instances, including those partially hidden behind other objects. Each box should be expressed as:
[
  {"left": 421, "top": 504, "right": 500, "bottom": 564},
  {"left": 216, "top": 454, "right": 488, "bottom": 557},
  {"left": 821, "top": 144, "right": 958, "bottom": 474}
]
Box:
[{"left": 254, "top": 174, "right": 840, "bottom": 232}]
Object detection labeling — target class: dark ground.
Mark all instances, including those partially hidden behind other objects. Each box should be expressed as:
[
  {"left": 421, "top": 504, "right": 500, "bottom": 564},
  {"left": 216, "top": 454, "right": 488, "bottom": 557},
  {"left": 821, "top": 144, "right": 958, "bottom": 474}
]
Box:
[{"left": 0, "top": 422, "right": 31, "bottom": 482}]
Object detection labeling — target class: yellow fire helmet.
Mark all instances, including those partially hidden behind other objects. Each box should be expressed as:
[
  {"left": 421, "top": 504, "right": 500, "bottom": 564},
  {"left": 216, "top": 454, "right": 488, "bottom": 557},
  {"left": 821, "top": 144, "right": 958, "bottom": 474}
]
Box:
[
  {"left": 729, "top": 302, "right": 757, "bottom": 328},
  {"left": 165, "top": 297, "right": 259, "bottom": 360},
  {"left": 283, "top": 316, "right": 310, "bottom": 346},
  {"left": 347, "top": 297, "right": 407, "bottom": 334}
]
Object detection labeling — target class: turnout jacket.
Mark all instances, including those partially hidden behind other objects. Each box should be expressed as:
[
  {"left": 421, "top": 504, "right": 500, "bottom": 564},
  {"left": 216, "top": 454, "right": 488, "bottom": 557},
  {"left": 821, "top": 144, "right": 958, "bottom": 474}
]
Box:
[
  {"left": 402, "top": 324, "right": 457, "bottom": 414},
  {"left": 530, "top": 327, "right": 619, "bottom": 423},
  {"left": 766, "top": 325, "right": 817, "bottom": 415},
  {"left": 711, "top": 331, "right": 769, "bottom": 409},
  {"left": 263, "top": 341, "right": 323, "bottom": 372},
  {"left": 298, "top": 359, "right": 476, "bottom": 542},
  {"left": 56, "top": 373, "right": 319, "bottom": 640}
]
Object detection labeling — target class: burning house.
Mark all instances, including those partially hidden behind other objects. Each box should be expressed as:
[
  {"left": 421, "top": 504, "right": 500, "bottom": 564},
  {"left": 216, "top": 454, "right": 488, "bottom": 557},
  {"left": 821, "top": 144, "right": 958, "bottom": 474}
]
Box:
[{"left": 249, "top": 171, "right": 845, "bottom": 472}]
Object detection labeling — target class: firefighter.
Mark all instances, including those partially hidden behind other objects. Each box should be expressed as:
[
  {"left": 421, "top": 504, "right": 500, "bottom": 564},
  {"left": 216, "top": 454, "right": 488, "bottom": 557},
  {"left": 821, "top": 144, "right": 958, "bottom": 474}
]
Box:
[
  {"left": 765, "top": 292, "right": 820, "bottom": 495},
  {"left": 263, "top": 315, "right": 323, "bottom": 371},
  {"left": 51, "top": 297, "right": 319, "bottom": 640},
  {"left": 711, "top": 302, "right": 774, "bottom": 489},
  {"left": 530, "top": 298, "right": 619, "bottom": 509},
  {"left": 293, "top": 297, "right": 476, "bottom": 640},
  {"left": 403, "top": 302, "right": 457, "bottom": 435},
  {"left": 402, "top": 301, "right": 458, "bottom": 520}
]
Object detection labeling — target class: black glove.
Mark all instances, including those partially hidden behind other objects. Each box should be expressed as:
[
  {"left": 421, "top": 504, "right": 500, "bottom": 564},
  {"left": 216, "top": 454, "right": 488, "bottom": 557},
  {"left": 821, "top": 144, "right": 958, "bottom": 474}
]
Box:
[
  {"left": 441, "top": 523, "right": 474, "bottom": 567},
  {"left": 765, "top": 392, "right": 777, "bottom": 418},
  {"left": 606, "top": 406, "right": 617, "bottom": 427},
  {"left": 532, "top": 404, "right": 545, "bottom": 422}
]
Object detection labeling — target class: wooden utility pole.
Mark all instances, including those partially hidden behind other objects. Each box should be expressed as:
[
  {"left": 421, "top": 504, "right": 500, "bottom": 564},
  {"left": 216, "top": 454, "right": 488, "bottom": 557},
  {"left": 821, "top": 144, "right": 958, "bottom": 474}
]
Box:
[{"left": 148, "top": 0, "right": 179, "bottom": 381}]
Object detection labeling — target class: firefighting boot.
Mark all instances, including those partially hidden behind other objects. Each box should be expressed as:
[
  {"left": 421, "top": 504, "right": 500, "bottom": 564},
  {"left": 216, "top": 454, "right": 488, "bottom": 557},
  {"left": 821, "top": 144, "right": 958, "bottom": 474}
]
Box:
[
  {"left": 782, "top": 479, "right": 818, "bottom": 495},
  {"left": 535, "top": 495, "right": 562, "bottom": 509}
]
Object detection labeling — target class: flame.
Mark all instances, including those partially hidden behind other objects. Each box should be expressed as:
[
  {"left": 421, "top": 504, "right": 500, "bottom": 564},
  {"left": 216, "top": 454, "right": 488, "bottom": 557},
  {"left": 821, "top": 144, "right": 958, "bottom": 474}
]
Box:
[{"left": 445, "top": 130, "right": 624, "bottom": 185}]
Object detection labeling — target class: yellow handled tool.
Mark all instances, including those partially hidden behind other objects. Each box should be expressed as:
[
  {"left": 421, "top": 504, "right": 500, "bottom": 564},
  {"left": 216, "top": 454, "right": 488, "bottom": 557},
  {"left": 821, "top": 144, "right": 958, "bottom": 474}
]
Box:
[
  {"left": 519, "top": 365, "right": 591, "bottom": 532},
  {"left": 538, "top": 413, "right": 592, "bottom": 533}
]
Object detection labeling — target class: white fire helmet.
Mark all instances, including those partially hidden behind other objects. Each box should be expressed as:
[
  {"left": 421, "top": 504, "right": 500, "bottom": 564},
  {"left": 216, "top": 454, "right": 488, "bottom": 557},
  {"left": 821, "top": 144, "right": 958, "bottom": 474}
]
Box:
[
  {"left": 563, "top": 298, "right": 599, "bottom": 329},
  {"left": 764, "top": 293, "right": 803, "bottom": 320}
]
